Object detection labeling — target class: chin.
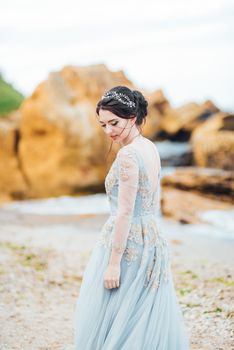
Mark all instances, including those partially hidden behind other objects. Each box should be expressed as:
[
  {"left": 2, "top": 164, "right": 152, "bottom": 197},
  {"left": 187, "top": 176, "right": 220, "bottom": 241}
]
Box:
[{"left": 111, "top": 136, "right": 119, "bottom": 141}]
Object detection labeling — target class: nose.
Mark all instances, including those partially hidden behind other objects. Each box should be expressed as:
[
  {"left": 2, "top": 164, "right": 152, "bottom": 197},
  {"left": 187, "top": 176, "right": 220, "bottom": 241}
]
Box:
[{"left": 104, "top": 124, "right": 113, "bottom": 135}]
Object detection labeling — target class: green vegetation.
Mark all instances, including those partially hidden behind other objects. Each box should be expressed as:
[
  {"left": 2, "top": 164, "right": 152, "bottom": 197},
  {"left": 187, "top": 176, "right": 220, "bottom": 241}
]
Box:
[
  {"left": 178, "top": 270, "right": 198, "bottom": 279},
  {"left": 0, "top": 241, "right": 47, "bottom": 271},
  {"left": 203, "top": 307, "right": 223, "bottom": 314},
  {"left": 178, "top": 288, "right": 192, "bottom": 296},
  {"left": 0, "top": 241, "right": 26, "bottom": 251},
  {"left": 0, "top": 73, "right": 24, "bottom": 116},
  {"left": 209, "top": 276, "right": 234, "bottom": 287},
  {"left": 185, "top": 302, "right": 201, "bottom": 308},
  {"left": 21, "top": 252, "right": 47, "bottom": 271}
]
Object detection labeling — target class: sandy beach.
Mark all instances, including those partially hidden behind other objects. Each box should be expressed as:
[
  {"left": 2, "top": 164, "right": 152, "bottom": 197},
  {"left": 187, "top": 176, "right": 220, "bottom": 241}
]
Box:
[{"left": 0, "top": 205, "right": 233, "bottom": 350}]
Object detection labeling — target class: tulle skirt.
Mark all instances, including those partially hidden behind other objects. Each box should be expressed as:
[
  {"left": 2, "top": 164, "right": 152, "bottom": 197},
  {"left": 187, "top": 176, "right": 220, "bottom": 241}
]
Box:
[{"left": 73, "top": 238, "right": 190, "bottom": 350}]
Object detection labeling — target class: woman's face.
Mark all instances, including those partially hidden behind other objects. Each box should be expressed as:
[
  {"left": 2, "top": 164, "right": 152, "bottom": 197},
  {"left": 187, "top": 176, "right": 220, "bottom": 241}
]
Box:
[{"left": 97, "top": 109, "right": 136, "bottom": 143}]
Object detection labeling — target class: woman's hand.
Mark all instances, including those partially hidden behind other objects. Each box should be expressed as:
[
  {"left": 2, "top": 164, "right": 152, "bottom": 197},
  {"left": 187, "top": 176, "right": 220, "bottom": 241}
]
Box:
[{"left": 103, "top": 263, "right": 121, "bottom": 289}]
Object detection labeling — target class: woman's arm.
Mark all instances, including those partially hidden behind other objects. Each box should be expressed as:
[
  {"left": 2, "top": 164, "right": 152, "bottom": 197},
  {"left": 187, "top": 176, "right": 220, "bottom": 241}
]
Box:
[{"left": 108, "top": 146, "right": 139, "bottom": 265}]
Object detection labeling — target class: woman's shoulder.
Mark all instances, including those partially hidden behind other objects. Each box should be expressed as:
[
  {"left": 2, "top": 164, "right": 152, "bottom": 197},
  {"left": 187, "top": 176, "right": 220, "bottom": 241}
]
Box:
[
  {"left": 144, "top": 137, "right": 160, "bottom": 157},
  {"left": 116, "top": 145, "right": 139, "bottom": 168}
]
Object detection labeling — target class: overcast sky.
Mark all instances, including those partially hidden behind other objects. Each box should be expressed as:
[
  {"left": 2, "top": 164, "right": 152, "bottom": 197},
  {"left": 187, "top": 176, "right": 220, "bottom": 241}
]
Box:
[{"left": 0, "top": 0, "right": 233, "bottom": 110}]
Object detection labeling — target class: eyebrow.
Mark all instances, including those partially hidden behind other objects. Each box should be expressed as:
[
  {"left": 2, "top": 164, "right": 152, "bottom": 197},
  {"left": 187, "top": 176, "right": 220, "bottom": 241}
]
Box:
[{"left": 99, "top": 119, "right": 118, "bottom": 124}]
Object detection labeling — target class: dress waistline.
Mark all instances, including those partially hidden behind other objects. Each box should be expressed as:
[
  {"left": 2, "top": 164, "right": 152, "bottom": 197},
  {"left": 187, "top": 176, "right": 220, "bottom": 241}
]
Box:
[{"left": 109, "top": 213, "right": 158, "bottom": 218}]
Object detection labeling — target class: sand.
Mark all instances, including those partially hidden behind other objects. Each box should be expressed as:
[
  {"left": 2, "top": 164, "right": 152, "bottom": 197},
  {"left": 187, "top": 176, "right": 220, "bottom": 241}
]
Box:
[{"left": 0, "top": 208, "right": 233, "bottom": 350}]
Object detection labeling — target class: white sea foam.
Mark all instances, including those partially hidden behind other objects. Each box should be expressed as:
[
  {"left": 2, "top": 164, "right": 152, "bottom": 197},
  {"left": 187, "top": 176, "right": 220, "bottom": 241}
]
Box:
[{"left": 1, "top": 194, "right": 110, "bottom": 216}]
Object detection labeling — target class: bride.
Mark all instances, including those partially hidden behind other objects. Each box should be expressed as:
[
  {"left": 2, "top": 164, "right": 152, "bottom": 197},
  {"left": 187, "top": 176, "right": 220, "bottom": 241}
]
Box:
[{"left": 74, "top": 85, "right": 190, "bottom": 349}]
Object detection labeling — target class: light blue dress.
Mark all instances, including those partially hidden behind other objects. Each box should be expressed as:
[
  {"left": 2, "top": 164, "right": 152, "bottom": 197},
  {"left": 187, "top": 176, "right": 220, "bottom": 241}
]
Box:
[{"left": 74, "top": 145, "right": 190, "bottom": 349}]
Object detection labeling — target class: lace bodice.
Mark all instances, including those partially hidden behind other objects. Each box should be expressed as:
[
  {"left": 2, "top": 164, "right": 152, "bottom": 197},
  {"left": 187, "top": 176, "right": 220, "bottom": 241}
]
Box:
[
  {"left": 105, "top": 144, "right": 161, "bottom": 217},
  {"left": 101, "top": 143, "right": 163, "bottom": 255}
]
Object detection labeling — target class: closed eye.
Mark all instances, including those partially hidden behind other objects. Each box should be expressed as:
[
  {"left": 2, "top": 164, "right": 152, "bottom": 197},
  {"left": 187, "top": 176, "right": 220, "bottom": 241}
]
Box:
[{"left": 101, "top": 122, "right": 118, "bottom": 127}]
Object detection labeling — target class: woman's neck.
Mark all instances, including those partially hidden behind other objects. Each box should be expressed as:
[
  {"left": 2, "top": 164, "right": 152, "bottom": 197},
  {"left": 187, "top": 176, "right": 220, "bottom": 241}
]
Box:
[{"left": 120, "top": 132, "right": 142, "bottom": 147}]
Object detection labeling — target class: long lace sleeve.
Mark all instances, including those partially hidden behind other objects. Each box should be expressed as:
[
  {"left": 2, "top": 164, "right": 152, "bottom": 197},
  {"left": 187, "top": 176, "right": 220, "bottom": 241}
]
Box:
[{"left": 109, "top": 146, "right": 139, "bottom": 265}]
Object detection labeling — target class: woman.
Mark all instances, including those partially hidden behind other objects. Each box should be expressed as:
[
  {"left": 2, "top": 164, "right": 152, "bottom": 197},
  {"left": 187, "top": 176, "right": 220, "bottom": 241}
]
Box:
[{"left": 74, "top": 86, "right": 190, "bottom": 349}]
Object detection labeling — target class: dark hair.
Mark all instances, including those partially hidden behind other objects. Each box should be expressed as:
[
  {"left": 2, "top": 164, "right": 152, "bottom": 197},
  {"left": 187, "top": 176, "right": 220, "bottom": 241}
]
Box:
[{"left": 96, "top": 86, "right": 148, "bottom": 130}]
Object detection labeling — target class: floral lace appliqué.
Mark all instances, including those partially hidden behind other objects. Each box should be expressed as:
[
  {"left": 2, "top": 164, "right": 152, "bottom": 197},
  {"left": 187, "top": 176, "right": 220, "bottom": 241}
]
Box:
[
  {"left": 123, "top": 246, "right": 139, "bottom": 265},
  {"left": 143, "top": 237, "right": 171, "bottom": 293},
  {"left": 118, "top": 147, "right": 139, "bottom": 182}
]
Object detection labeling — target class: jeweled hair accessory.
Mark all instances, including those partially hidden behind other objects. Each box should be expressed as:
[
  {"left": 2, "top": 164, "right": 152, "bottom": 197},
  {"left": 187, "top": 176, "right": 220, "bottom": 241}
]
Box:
[{"left": 101, "top": 91, "right": 136, "bottom": 108}]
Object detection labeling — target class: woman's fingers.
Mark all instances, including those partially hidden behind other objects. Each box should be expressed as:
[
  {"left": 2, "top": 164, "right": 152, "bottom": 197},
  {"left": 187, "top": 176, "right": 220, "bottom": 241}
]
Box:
[
  {"left": 103, "top": 264, "right": 121, "bottom": 289},
  {"left": 104, "top": 278, "right": 119, "bottom": 289}
]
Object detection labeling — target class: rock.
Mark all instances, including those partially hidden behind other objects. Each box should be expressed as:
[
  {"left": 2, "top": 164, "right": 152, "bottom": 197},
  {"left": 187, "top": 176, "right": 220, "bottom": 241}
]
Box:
[
  {"left": 161, "top": 187, "right": 232, "bottom": 224},
  {"left": 191, "top": 112, "right": 234, "bottom": 170},
  {"left": 161, "top": 166, "right": 234, "bottom": 203},
  {"left": 158, "top": 100, "right": 219, "bottom": 141},
  {"left": 0, "top": 112, "right": 28, "bottom": 201},
  {"left": 18, "top": 64, "right": 134, "bottom": 198},
  {"left": 161, "top": 166, "right": 234, "bottom": 223},
  {"left": 143, "top": 90, "right": 171, "bottom": 139}
]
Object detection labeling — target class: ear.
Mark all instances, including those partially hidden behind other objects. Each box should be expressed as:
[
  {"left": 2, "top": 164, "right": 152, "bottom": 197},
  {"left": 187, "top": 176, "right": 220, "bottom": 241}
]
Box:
[{"left": 131, "top": 116, "right": 137, "bottom": 124}]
